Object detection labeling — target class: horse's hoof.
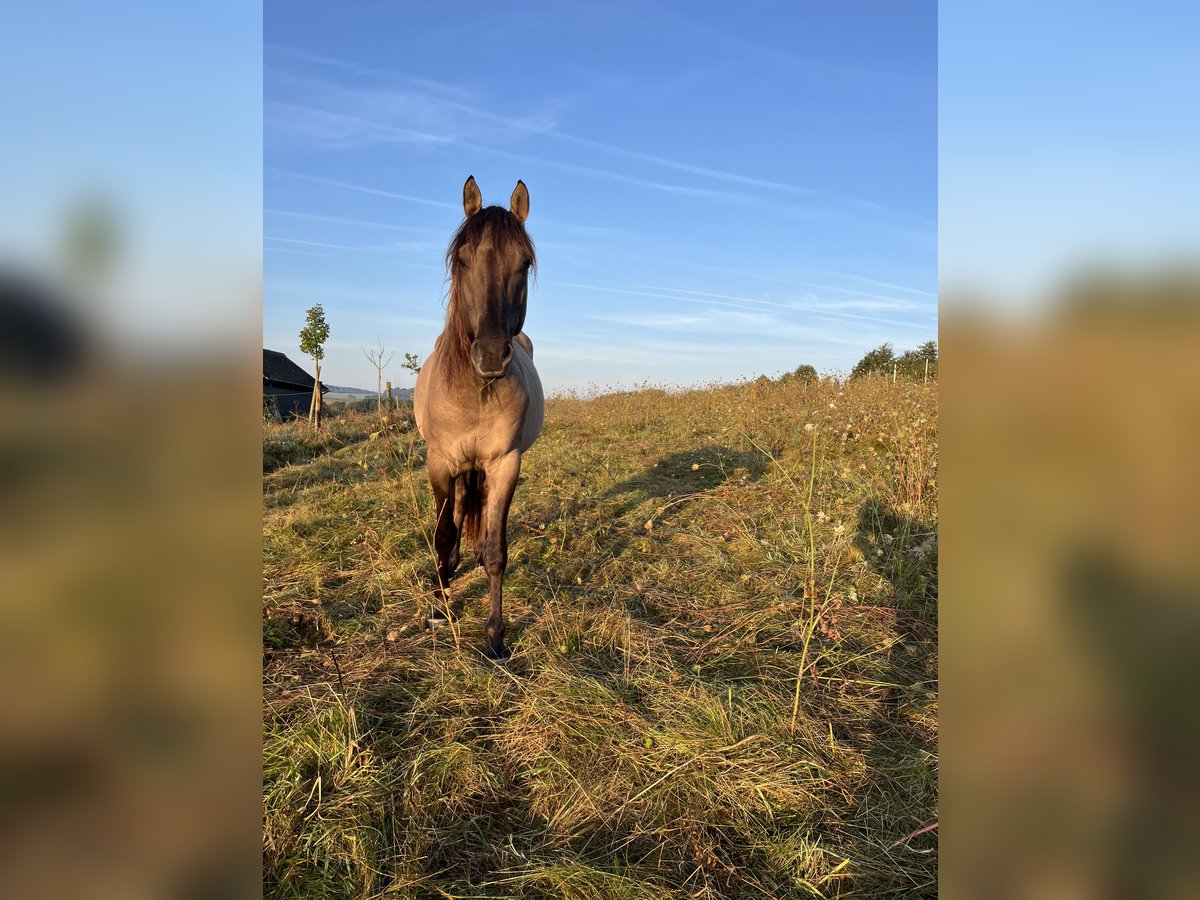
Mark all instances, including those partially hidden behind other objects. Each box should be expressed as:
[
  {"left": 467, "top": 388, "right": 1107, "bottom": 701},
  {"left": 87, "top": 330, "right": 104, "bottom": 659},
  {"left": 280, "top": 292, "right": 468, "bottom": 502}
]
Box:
[{"left": 485, "top": 645, "right": 511, "bottom": 662}]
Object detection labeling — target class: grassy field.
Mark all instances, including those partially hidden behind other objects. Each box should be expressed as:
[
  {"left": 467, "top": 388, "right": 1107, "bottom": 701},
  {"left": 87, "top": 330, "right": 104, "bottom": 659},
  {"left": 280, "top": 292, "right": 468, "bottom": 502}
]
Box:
[{"left": 263, "top": 373, "right": 938, "bottom": 898}]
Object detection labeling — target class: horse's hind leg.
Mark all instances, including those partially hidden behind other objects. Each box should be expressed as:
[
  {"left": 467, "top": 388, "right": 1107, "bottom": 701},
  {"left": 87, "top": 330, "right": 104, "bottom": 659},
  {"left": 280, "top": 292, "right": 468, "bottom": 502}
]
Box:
[
  {"left": 428, "top": 457, "right": 459, "bottom": 627},
  {"left": 450, "top": 474, "right": 467, "bottom": 573},
  {"left": 481, "top": 451, "right": 521, "bottom": 659}
]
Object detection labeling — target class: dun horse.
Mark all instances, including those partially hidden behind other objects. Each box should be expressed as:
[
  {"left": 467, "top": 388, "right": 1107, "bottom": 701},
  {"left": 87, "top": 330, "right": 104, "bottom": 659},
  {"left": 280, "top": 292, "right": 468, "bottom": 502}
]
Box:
[{"left": 413, "top": 176, "right": 543, "bottom": 659}]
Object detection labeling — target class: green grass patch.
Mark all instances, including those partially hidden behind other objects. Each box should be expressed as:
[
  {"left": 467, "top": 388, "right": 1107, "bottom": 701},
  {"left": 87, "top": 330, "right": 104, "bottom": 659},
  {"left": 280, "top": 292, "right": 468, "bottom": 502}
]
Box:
[{"left": 264, "top": 375, "right": 937, "bottom": 898}]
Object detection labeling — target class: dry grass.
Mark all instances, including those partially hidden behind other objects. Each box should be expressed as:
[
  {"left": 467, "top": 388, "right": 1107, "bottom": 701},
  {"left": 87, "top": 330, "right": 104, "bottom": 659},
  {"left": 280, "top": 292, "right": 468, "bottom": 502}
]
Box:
[{"left": 263, "top": 374, "right": 938, "bottom": 898}]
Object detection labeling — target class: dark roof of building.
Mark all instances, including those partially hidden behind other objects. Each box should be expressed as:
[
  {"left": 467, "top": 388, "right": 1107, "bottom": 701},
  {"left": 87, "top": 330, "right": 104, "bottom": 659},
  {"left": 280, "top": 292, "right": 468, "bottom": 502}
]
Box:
[
  {"left": 1, "top": 271, "right": 88, "bottom": 383},
  {"left": 263, "top": 349, "right": 326, "bottom": 391}
]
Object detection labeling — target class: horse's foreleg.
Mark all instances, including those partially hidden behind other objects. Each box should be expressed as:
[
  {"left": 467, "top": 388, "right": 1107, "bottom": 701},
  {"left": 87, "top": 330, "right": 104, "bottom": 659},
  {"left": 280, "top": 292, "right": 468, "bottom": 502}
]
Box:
[
  {"left": 428, "top": 456, "right": 458, "bottom": 627},
  {"left": 481, "top": 451, "right": 520, "bottom": 659}
]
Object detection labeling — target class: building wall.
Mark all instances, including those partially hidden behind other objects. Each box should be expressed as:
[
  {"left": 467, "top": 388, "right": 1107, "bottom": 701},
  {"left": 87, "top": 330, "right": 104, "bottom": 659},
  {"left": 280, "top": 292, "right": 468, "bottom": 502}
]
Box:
[{"left": 264, "top": 384, "right": 314, "bottom": 421}]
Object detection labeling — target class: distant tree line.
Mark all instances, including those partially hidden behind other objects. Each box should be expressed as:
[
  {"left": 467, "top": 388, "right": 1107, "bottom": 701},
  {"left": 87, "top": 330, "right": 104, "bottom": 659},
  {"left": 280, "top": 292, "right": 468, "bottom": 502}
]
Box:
[
  {"left": 851, "top": 340, "right": 938, "bottom": 381},
  {"left": 780, "top": 341, "right": 937, "bottom": 385}
]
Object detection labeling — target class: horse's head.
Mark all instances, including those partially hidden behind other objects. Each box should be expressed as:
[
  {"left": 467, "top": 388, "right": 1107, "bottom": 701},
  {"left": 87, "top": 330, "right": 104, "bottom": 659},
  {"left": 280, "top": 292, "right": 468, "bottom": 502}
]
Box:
[{"left": 447, "top": 176, "right": 535, "bottom": 380}]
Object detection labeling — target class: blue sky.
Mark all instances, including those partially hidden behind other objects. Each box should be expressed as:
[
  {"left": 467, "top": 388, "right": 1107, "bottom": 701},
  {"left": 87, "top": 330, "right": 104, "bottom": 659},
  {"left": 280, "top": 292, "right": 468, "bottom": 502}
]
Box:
[
  {"left": 265, "top": 1, "right": 938, "bottom": 391},
  {"left": 3, "top": 2, "right": 260, "bottom": 350},
  {"left": 940, "top": 2, "right": 1200, "bottom": 307}
]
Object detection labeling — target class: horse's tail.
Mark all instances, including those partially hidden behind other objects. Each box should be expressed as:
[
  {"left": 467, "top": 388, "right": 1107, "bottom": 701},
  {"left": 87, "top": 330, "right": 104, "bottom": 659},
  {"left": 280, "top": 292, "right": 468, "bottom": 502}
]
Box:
[{"left": 460, "top": 470, "right": 484, "bottom": 548}]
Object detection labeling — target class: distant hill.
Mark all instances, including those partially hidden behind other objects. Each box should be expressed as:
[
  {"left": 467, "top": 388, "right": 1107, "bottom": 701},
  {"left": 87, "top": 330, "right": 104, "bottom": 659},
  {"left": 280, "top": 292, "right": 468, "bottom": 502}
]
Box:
[{"left": 324, "top": 384, "right": 413, "bottom": 401}]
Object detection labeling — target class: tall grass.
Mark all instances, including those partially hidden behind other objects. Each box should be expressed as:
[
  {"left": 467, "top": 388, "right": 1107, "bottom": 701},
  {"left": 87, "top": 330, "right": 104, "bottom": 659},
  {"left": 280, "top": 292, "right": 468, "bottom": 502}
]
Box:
[{"left": 263, "top": 374, "right": 938, "bottom": 898}]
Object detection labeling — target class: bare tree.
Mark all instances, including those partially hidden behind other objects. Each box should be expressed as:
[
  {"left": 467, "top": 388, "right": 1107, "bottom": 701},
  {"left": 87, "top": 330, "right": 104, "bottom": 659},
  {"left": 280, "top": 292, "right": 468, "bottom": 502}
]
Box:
[{"left": 362, "top": 337, "right": 395, "bottom": 418}]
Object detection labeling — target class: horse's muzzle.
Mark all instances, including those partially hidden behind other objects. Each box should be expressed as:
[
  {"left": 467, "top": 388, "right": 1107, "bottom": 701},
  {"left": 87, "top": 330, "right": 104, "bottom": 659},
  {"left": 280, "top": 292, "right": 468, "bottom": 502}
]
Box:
[{"left": 470, "top": 339, "right": 513, "bottom": 379}]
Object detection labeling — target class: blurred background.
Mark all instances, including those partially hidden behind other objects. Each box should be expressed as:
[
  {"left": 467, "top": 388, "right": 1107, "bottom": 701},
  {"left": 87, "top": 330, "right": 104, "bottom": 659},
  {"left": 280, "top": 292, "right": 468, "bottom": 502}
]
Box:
[
  {"left": 1, "top": 2, "right": 262, "bottom": 897},
  {"left": 941, "top": 2, "right": 1200, "bottom": 897},
  {"left": 2, "top": 1, "right": 1198, "bottom": 897}
]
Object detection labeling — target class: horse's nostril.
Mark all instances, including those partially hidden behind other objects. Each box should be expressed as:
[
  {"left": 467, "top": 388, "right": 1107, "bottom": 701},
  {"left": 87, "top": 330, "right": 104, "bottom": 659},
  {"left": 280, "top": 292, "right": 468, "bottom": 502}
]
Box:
[{"left": 469, "top": 338, "right": 513, "bottom": 377}]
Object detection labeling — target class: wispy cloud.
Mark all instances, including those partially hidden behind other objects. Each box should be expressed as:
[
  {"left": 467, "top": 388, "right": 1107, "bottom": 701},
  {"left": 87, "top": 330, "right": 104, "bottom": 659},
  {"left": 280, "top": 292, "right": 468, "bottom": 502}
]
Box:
[
  {"left": 266, "top": 43, "right": 931, "bottom": 227},
  {"left": 266, "top": 246, "right": 336, "bottom": 259},
  {"left": 653, "top": 256, "right": 937, "bottom": 302},
  {"left": 266, "top": 209, "right": 438, "bottom": 233},
  {"left": 268, "top": 93, "right": 766, "bottom": 203},
  {"left": 265, "top": 235, "right": 445, "bottom": 270},
  {"left": 533, "top": 341, "right": 741, "bottom": 367},
  {"left": 268, "top": 94, "right": 923, "bottom": 225},
  {"left": 270, "top": 200, "right": 620, "bottom": 247},
  {"left": 266, "top": 100, "right": 454, "bottom": 150},
  {"left": 566, "top": 1, "right": 931, "bottom": 88},
  {"left": 599, "top": 309, "right": 778, "bottom": 336},
  {"left": 814, "top": 270, "right": 937, "bottom": 298},
  {"left": 547, "top": 131, "right": 928, "bottom": 225},
  {"left": 554, "top": 279, "right": 932, "bottom": 331},
  {"left": 267, "top": 169, "right": 457, "bottom": 210},
  {"left": 386, "top": 239, "right": 442, "bottom": 255},
  {"left": 632, "top": 283, "right": 925, "bottom": 313},
  {"left": 266, "top": 236, "right": 382, "bottom": 252},
  {"left": 462, "top": 143, "right": 750, "bottom": 201},
  {"left": 549, "top": 280, "right": 763, "bottom": 312},
  {"left": 266, "top": 42, "right": 474, "bottom": 100},
  {"left": 265, "top": 55, "right": 558, "bottom": 144},
  {"left": 592, "top": 312, "right": 710, "bottom": 329},
  {"left": 532, "top": 217, "right": 623, "bottom": 237},
  {"left": 266, "top": 280, "right": 441, "bottom": 306},
  {"left": 591, "top": 307, "right": 870, "bottom": 347}
]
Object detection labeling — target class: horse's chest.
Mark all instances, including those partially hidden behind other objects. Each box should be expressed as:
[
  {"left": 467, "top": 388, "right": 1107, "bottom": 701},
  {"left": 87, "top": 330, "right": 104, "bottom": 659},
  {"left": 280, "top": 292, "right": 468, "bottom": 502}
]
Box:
[{"left": 423, "top": 400, "right": 527, "bottom": 472}]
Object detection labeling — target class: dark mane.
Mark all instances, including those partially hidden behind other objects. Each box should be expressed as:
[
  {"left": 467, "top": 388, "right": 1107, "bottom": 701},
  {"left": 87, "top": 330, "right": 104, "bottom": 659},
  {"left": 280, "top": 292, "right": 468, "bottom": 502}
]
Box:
[{"left": 440, "top": 206, "right": 536, "bottom": 384}]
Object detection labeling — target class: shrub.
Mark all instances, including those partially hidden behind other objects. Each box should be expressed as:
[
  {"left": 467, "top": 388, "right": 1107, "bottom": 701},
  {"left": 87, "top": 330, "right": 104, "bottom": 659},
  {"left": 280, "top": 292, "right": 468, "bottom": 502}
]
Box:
[
  {"left": 793, "top": 364, "right": 818, "bottom": 385},
  {"left": 852, "top": 341, "right": 937, "bottom": 381},
  {"left": 850, "top": 343, "right": 895, "bottom": 379}
]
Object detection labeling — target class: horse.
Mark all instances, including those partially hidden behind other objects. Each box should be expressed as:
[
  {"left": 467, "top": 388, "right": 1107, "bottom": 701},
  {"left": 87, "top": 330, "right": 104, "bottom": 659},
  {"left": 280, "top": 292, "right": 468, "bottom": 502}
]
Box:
[{"left": 413, "top": 176, "right": 543, "bottom": 659}]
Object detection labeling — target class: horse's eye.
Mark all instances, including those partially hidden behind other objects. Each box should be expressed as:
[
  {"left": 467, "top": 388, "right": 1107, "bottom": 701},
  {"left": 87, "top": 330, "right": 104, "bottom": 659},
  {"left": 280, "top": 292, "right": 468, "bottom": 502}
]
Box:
[
  {"left": 457, "top": 255, "right": 469, "bottom": 269},
  {"left": 522, "top": 258, "right": 533, "bottom": 271}
]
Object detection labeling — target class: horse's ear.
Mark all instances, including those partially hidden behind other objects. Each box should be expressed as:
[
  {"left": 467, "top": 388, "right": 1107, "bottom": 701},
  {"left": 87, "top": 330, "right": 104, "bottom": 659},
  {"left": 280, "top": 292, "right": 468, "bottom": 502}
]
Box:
[
  {"left": 509, "top": 180, "right": 529, "bottom": 222},
  {"left": 463, "top": 176, "right": 482, "bottom": 217}
]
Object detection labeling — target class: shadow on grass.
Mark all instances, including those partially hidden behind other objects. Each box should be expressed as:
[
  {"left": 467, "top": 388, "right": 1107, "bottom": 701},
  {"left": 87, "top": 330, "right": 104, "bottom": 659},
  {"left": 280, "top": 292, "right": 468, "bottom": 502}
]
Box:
[
  {"left": 265, "top": 500, "right": 940, "bottom": 897},
  {"left": 851, "top": 498, "right": 939, "bottom": 891},
  {"left": 854, "top": 498, "right": 938, "bottom": 609},
  {"left": 263, "top": 455, "right": 369, "bottom": 498},
  {"left": 1054, "top": 547, "right": 1200, "bottom": 897},
  {"left": 500, "top": 445, "right": 772, "bottom": 641}
]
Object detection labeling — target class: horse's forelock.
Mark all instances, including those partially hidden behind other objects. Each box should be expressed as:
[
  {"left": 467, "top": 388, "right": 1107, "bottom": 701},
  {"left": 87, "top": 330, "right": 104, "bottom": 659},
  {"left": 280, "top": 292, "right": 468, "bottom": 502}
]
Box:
[{"left": 445, "top": 206, "right": 536, "bottom": 278}]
